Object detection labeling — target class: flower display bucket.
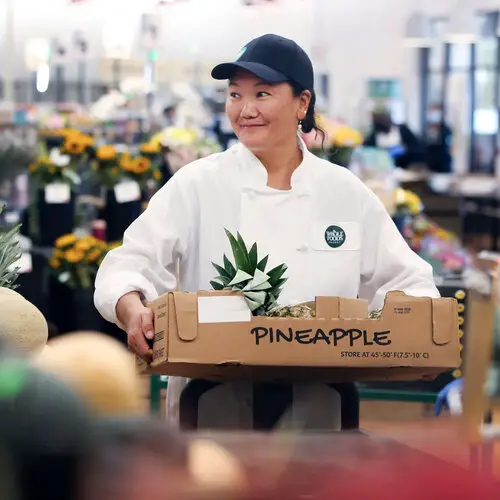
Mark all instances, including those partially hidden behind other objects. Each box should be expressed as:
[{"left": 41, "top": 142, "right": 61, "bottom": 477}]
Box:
[
  {"left": 37, "top": 189, "right": 76, "bottom": 247},
  {"left": 104, "top": 188, "right": 142, "bottom": 242}
]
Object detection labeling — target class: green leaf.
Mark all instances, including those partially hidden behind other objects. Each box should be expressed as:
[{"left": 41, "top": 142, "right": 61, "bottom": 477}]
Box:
[
  {"left": 212, "top": 263, "right": 232, "bottom": 281},
  {"left": 227, "top": 269, "right": 253, "bottom": 287},
  {"left": 267, "top": 264, "right": 288, "bottom": 287},
  {"left": 225, "top": 229, "right": 251, "bottom": 273},
  {"left": 245, "top": 281, "right": 272, "bottom": 292},
  {"left": 62, "top": 168, "right": 81, "bottom": 186},
  {"left": 243, "top": 269, "right": 270, "bottom": 291},
  {"left": 248, "top": 242, "right": 258, "bottom": 270},
  {"left": 210, "top": 280, "right": 225, "bottom": 291},
  {"left": 257, "top": 255, "right": 269, "bottom": 272},
  {"left": 223, "top": 254, "right": 236, "bottom": 276},
  {"left": 244, "top": 297, "right": 263, "bottom": 312},
  {"left": 243, "top": 290, "right": 266, "bottom": 306}
]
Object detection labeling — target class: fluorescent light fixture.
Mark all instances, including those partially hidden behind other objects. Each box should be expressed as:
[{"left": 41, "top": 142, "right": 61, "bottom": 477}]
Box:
[
  {"left": 36, "top": 64, "right": 50, "bottom": 93},
  {"left": 404, "top": 11, "right": 433, "bottom": 47},
  {"left": 443, "top": 3, "right": 478, "bottom": 43}
]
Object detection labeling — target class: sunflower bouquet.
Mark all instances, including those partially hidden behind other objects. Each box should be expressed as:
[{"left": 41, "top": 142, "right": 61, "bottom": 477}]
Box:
[
  {"left": 28, "top": 156, "right": 80, "bottom": 188},
  {"left": 91, "top": 145, "right": 162, "bottom": 189},
  {"left": 48, "top": 233, "right": 120, "bottom": 289},
  {"left": 118, "top": 152, "right": 162, "bottom": 188}
]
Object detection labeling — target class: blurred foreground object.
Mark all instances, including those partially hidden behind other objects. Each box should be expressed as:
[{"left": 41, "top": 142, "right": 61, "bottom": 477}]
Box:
[
  {"left": 198, "top": 433, "right": 499, "bottom": 500},
  {"left": 0, "top": 287, "right": 48, "bottom": 358},
  {"left": 35, "top": 332, "right": 143, "bottom": 417},
  {"left": 0, "top": 358, "right": 93, "bottom": 500}
]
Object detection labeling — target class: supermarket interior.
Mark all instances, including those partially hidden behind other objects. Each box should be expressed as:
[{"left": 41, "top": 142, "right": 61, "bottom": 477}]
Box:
[{"left": 2, "top": 0, "right": 500, "bottom": 498}]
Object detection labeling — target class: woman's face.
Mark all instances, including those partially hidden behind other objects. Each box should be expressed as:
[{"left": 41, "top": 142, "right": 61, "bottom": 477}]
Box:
[{"left": 225, "top": 70, "right": 310, "bottom": 153}]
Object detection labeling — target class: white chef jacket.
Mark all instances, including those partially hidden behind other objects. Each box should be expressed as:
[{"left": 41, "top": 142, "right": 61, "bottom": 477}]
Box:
[{"left": 94, "top": 136, "right": 439, "bottom": 422}]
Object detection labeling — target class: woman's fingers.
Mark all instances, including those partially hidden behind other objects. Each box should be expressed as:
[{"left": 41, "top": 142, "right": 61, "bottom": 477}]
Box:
[
  {"left": 141, "top": 309, "right": 155, "bottom": 340},
  {"left": 128, "top": 313, "right": 152, "bottom": 360}
]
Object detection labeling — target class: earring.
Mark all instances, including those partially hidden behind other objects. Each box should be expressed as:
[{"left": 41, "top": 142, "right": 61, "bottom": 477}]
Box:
[{"left": 298, "top": 119, "right": 303, "bottom": 131}]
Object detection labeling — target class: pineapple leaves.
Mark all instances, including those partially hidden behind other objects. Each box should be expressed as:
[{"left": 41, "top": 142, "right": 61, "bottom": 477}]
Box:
[
  {"left": 0, "top": 205, "right": 22, "bottom": 290},
  {"left": 212, "top": 263, "right": 231, "bottom": 281},
  {"left": 223, "top": 254, "right": 236, "bottom": 276},
  {"left": 267, "top": 264, "right": 288, "bottom": 287},
  {"left": 257, "top": 255, "right": 269, "bottom": 272},
  {"left": 210, "top": 280, "right": 225, "bottom": 291},
  {"left": 248, "top": 243, "right": 258, "bottom": 270},
  {"left": 225, "top": 229, "right": 251, "bottom": 274},
  {"left": 210, "top": 229, "right": 289, "bottom": 314}
]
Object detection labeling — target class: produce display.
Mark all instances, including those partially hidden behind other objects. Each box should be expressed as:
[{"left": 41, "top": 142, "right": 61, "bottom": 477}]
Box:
[
  {"left": 0, "top": 207, "right": 48, "bottom": 357},
  {"left": 35, "top": 332, "right": 144, "bottom": 417}
]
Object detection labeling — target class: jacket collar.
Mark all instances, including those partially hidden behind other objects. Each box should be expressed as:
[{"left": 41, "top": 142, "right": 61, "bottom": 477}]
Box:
[{"left": 237, "top": 134, "right": 314, "bottom": 194}]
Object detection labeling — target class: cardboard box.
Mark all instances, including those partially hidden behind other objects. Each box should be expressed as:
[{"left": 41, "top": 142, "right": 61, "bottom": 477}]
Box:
[{"left": 138, "top": 290, "right": 460, "bottom": 382}]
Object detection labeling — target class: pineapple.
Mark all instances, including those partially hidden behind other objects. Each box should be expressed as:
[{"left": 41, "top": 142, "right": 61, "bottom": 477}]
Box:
[
  {"left": 210, "top": 229, "right": 314, "bottom": 317},
  {"left": 0, "top": 204, "right": 22, "bottom": 290}
]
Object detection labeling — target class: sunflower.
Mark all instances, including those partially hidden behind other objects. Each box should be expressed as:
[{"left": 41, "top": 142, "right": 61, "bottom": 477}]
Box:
[
  {"left": 75, "top": 239, "right": 93, "bottom": 252},
  {"left": 86, "top": 248, "right": 102, "bottom": 263},
  {"left": 48, "top": 257, "right": 61, "bottom": 269},
  {"left": 133, "top": 157, "right": 151, "bottom": 174},
  {"left": 65, "top": 249, "right": 85, "bottom": 264},
  {"left": 140, "top": 142, "right": 161, "bottom": 155},
  {"left": 62, "top": 140, "right": 86, "bottom": 156},
  {"left": 96, "top": 145, "right": 116, "bottom": 161},
  {"left": 55, "top": 234, "right": 78, "bottom": 249}
]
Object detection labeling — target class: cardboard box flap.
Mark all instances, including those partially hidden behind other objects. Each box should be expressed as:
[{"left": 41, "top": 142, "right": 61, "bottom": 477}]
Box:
[
  {"left": 315, "top": 297, "right": 368, "bottom": 319},
  {"left": 431, "top": 297, "right": 457, "bottom": 346},
  {"left": 173, "top": 292, "right": 198, "bottom": 342}
]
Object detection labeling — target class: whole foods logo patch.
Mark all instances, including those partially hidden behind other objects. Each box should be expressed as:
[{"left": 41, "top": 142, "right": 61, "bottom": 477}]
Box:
[
  {"left": 236, "top": 46, "right": 247, "bottom": 61},
  {"left": 325, "top": 225, "right": 346, "bottom": 248}
]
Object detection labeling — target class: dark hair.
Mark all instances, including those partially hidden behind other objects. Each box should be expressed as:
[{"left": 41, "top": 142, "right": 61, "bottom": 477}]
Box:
[{"left": 290, "top": 81, "right": 326, "bottom": 148}]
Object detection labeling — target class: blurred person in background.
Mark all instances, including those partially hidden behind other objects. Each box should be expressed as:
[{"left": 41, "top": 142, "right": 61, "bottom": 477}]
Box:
[
  {"left": 424, "top": 104, "right": 453, "bottom": 173},
  {"left": 364, "top": 109, "right": 424, "bottom": 169}
]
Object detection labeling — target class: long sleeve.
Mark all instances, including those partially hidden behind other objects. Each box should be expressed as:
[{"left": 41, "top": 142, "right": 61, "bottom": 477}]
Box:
[
  {"left": 94, "top": 175, "right": 195, "bottom": 324},
  {"left": 358, "top": 187, "right": 440, "bottom": 311}
]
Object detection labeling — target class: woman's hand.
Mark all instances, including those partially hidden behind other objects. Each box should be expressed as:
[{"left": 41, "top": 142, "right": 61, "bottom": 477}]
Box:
[{"left": 116, "top": 291, "right": 155, "bottom": 361}]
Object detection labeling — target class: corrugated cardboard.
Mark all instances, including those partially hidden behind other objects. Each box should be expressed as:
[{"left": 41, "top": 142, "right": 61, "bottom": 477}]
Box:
[{"left": 138, "top": 291, "right": 460, "bottom": 382}]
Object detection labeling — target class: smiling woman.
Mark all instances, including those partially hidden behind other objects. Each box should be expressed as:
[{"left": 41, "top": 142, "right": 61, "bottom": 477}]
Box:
[{"left": 94, "top": 33, "right": 440, "bottom": 426}]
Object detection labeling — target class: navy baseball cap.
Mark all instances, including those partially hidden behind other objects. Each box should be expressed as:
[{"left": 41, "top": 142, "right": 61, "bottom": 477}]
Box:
[{"left": 211, "top": 34, "right": 314, "bottom": 91}]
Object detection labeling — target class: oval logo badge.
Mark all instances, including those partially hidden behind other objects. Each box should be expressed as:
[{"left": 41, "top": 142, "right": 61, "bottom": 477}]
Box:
[
  {"left": 325, "top": 225, "right": 346, "bottom": 249},
  {"left": 236, "top": 46, "right": 247, "bottom": 61}
]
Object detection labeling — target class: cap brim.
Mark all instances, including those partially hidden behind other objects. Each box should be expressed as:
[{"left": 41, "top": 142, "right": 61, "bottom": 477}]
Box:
[{"left": 211, "top": 61, "right": 288, "bottom": 83}]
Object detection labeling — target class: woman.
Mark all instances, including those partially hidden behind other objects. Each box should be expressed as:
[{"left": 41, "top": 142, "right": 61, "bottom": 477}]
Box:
[{"left": 94, "top": 34, "right": 439, "bottom": 423}]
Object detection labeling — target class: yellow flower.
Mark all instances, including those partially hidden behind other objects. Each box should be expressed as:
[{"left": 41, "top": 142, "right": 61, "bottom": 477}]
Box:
[
  {"left": 112, "top": 167, "right": 119, "bottom": 175},
  {"left": 140, "top": 142, "right": 161, "bottom": 154},
  {"left": 79, "top": 134, "right": 94, "bottom": 147},
  {"left": 49, "top": 257, "right": 61, "bottom": 269},
  {"left": 97, "top": 145, "right": 116, "bottom": 161},
  {"left": 54, "top": 249, "right": 65, "bottom": 259},
  {"left": 75, "top": 239, "right": 93, "bottom": 252},
  {"left": 153, "top": 169, "right": 162, "bottom": 181},
  {"left": 55, "top": 234, "right": 78, "bottom": 249},
  {"left": 28, "top": 163, "right": 37, "bottom": 173},
  {"left": 62, "top": 139, "right": 85, "bottom": 156},
  {"left": 133, "top": 157, "right": 151, "bottom": 174},
  {"left": 65, "top": 249, "right": 84, "bottom": 264},
  {"left": 86, "top": 248, "right": 102, "bottom": 263}
]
